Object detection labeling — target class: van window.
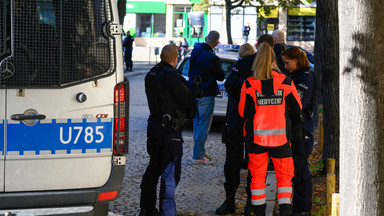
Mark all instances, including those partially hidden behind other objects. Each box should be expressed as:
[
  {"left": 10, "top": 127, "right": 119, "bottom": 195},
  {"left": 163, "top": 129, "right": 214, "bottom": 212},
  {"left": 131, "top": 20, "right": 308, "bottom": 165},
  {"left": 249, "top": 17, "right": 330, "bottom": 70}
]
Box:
[
  {"left": 1, "top": 0, "right": 113, "bottom": 88},
  {"left": 0, "top": 0, "right": 10, "bottom": 63}
]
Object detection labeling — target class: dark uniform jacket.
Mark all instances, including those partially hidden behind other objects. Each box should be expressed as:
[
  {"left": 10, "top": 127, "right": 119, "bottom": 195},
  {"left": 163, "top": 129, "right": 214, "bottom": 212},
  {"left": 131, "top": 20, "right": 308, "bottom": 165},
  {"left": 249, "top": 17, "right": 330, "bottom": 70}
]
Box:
[
  {"left": 145, "top": 61, "right": 196, "bottom": 121},
  {"left": 123, "top": 35, "right": 134, "bottom": 49},
  {"left": 224, "top": 53, "right": 256, "bottom": 139},
  {"left": 289, "top": 66, "right": 316, "bottom": 133},
  {"left": 188, "top": 43, "right": 225, "bottom": 97}
]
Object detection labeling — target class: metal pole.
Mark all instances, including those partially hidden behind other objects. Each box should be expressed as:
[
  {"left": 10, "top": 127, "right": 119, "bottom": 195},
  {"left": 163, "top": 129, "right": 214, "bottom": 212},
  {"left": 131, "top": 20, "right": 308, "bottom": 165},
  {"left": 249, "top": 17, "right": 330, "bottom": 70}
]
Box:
[{"left": 149, "top": 14, "right": 154, "bottom": 65}]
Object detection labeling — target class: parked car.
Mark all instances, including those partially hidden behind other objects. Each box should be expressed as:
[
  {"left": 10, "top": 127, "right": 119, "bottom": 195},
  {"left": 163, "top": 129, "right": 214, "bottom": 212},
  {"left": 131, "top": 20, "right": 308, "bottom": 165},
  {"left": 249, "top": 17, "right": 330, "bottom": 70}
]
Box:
[{"left": 176, "top": 50, "right": 238, "bottom": 117}]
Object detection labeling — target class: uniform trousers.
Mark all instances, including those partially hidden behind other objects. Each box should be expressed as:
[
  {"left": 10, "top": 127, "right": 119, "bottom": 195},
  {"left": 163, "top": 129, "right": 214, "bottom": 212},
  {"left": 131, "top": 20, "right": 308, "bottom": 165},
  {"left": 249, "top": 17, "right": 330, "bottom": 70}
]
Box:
[
  {"left": 140, "top": 117, "right": 183, "bottom": 216},
  {"left": 292, "top": 132, "right": 314, "bottom": 212},
  {"left": 224, "top": 136, "right": 250, "bottom": 198}
]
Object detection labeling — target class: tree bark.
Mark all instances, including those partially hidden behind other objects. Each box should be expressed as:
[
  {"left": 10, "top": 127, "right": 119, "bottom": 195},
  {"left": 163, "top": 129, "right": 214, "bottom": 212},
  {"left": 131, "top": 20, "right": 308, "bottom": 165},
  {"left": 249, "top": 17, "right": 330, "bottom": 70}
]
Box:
[
  {"left": 225, "top": 2, "right": 233, "bottom": 44},
  {"left": 117, "top": 0, "right": 126, "bottom": 25},
  {"left": 315, "top": 0, "right": 339, "bottom": 173},
  {"left": 225, "top": 0, "right": 233, "bottom": 44},
  {"left": 339, "top": 0, "right": 384, "bottom": 215}
]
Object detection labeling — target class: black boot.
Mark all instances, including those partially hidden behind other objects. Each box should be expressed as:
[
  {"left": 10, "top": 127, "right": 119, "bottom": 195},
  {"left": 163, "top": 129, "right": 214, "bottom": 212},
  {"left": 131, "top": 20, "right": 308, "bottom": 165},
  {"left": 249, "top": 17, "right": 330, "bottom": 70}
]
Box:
[
  {"left": 279, "top": 204, "right": 293, "bottom": 216},
  {"left": 292, "top": 211, "right": 311, "bottom": 216},
  {"left": 243, "top": 204, "right": 266, "bottom": 216},
  {"left": 215, "top": 197, "right": 236, "bottom": 215},
  {"left": 139, "top": 208, "right": 159, "bottom": 216}
]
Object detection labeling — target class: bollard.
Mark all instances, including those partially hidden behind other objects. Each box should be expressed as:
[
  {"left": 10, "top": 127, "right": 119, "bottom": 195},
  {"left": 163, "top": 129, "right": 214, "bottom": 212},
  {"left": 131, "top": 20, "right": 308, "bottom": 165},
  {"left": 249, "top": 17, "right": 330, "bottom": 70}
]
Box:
[
  {"left": 326, "top": 173, "right": 335, "bottom": 216},
  {"left": 326, "top": 158, "right": 336, "bottom": 216},
  {"left": 331, "top": 193, "right": 340, "bottom": 216},
  {"left": 154, "top": 47, "right": 159, "bottom": 64},
  {"left": 327, "top": 158, "right": 335, "bottom": 174},
  {"left": 318, "top": 104, "right": 324, "bottom": 154}
]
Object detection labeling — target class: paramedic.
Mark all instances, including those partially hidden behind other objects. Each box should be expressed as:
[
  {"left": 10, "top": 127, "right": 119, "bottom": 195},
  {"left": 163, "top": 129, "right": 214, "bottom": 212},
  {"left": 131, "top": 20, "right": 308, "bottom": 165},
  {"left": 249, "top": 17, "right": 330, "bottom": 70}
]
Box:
[{"left": 238, "top": 43, "right": 302, "bottom": 216}]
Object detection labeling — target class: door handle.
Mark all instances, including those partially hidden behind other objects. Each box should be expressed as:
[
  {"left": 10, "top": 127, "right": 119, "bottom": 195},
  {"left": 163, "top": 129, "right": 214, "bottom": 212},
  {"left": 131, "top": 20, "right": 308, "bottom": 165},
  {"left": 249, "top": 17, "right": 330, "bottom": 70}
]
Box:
[{"left": 10, "top": 114, "right": 46, "bottom": 121}]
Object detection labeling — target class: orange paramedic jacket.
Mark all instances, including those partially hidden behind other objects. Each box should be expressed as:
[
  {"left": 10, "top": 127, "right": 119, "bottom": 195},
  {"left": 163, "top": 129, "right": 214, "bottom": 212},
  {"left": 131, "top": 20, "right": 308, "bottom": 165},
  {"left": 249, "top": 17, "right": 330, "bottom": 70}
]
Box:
[{"left": 238, "top": 70, "right": 302, "bottom": 147}]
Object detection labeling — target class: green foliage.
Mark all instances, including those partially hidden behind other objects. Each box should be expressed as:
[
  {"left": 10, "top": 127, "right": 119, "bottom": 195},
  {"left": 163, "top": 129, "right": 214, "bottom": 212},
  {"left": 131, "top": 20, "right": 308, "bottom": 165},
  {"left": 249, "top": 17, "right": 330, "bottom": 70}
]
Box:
[
  {"left": 193, "top": 0, "right": 210, "bottom": 13},
  {"left": 312, "top": 197, "right": 326, "bottom": 216},
  {"left": 194, "top": 0, "right": 303, "bottom": 14},
  {"left": 310, "top": 159, "right": 325, "bottom": 176}
]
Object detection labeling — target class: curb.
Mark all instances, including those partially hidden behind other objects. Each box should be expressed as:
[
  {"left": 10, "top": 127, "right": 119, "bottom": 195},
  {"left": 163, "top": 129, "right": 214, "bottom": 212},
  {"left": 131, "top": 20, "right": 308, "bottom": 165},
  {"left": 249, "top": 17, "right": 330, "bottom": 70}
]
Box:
[{"left": 124, "top": 70, "right": 148, "bottom": 77}]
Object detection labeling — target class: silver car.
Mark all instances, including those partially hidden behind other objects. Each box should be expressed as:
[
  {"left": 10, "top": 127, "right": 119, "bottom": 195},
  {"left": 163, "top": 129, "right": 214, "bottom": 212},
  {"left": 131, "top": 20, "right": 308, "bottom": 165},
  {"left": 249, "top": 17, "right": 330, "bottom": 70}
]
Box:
[{"left": 177, "top": 51, "right": 238, "bottom": 117}]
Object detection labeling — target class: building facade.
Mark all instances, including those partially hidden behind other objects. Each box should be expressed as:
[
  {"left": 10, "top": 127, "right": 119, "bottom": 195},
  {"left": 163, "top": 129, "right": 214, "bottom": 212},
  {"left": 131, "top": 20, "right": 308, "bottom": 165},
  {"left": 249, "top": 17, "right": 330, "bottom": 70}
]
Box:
[{"left": 123, "top": 0, "right": 316, "bottom": 52}]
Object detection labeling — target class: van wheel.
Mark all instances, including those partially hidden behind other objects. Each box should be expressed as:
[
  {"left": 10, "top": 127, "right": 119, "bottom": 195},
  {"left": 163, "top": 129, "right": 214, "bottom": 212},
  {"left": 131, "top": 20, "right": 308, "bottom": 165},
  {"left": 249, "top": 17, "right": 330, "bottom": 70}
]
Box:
[{"left": 94, "top": 203, "right": 109, "bottom": 216}]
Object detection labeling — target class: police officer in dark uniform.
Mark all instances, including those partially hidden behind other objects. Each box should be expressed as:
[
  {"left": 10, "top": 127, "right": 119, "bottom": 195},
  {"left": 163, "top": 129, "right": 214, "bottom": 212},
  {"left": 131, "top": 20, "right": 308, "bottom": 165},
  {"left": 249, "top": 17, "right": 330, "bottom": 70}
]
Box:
[
  {"left": 139, "top": 44, "right": 201, "bottom": 216},
  {"left": 282, "top": 47, "right": 317, "bottom": 216},
  {"left": 123, "top": 31, "right": 134, "bottom": 71}
]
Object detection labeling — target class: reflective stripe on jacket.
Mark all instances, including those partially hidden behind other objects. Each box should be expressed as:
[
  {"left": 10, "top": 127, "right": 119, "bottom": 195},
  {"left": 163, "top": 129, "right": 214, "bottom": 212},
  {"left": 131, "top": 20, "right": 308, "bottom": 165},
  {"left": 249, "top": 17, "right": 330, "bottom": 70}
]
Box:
[{"left": 238, "top": 70, "right": 302, "bottom": 147}]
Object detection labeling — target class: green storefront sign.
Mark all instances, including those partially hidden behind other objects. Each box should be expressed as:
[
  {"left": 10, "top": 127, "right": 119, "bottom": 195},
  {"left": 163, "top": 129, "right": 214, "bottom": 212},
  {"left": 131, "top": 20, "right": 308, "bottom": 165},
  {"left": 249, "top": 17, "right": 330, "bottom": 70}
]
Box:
[{"left": 126, "top": 1, "right": 166, "bottom": 14}]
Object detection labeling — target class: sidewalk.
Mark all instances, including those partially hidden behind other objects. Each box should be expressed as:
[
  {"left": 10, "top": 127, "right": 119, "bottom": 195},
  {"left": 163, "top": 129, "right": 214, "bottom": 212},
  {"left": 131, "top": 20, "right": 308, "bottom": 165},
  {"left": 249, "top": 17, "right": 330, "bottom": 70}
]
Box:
[{"left": 124, "top": 60, "right": 155, "bottom": 77}]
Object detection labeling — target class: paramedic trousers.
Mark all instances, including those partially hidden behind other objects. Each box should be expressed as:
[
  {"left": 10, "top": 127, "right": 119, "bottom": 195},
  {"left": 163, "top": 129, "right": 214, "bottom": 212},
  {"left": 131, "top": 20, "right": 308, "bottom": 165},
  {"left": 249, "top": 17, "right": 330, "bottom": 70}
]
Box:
[
  {"left": 292, "top": 132, "right": 314, "bottom": 212},
  {"left": 224, "top": 136, "right": 250, "bottom": 201},
  {"left": 247, "top": 142, "right": 294, "bottom": 214},
  {"left": 140, "top": 117, "right": 183, "bottom": 216}
]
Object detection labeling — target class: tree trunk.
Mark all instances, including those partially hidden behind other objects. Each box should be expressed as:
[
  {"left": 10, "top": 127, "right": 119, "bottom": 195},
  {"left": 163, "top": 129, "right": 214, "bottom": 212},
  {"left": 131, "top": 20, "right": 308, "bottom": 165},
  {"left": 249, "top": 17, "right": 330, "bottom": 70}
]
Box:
[
  {"left": 117, "top": 0, "right": 126, "bottom": 25},
  {"left": 225, "top": 3, "right": 233, "bottom": 44},
  {"left": 339, "top": 0, "right": 384, "bottom": 215},
  {"left": 315, "top": 0, "right": 339, "bottom": 174}
]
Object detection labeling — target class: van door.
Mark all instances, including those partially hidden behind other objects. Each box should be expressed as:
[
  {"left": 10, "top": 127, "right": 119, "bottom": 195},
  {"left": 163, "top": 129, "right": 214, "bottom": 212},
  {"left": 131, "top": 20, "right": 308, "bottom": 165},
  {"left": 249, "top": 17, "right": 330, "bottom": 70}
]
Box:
[
  {"left": 0, "top": 90, "right": 4, "bottom": 192},
  {"left": 3, "top": 0, "right": 117, "bottom": 192},
  {"left": 0, "top": 0, "right": 11, "bottom": 193}
]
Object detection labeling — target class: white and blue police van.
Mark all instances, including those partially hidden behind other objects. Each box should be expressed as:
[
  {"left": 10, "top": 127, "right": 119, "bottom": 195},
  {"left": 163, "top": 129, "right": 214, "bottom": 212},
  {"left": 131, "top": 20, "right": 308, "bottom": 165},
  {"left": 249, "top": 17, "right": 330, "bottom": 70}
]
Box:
[{"left": 0, "top": 1, "right": 128, "bottom": 215}]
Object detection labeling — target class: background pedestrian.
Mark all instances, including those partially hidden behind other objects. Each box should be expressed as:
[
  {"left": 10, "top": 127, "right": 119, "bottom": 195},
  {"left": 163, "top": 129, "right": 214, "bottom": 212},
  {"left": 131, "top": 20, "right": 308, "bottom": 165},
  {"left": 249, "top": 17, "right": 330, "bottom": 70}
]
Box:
[
  {"left": 243, "top": 23, "right": 251, "bottom": 44},
  {"left": 123, "top": 31, "right": 134, "bottom": 71},
  {"left": 272, "top": 30, "right": 289, "bottom": 75}
]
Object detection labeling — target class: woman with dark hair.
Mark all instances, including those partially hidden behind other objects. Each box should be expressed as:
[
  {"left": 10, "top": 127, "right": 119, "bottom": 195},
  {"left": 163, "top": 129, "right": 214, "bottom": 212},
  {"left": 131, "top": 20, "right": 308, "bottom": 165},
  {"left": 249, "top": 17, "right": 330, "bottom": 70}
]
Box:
[
  {"left": 281, "top": 47, "right": 317, "bottom": 216},
  {"left": 239, "top": 43, "right": 302, "bottom": 216}
]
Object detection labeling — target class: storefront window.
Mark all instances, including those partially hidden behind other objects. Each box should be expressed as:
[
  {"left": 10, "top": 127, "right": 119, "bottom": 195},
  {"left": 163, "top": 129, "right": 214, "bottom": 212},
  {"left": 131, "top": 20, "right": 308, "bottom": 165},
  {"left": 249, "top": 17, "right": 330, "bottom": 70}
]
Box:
[
  {"left": 257, "top": 7, "right": 279, "bottom": 36},
  {"left": 287, "top": 8, "right": 316, "bottom": 41},
  {"left": 135, "top": 13, "right": 165, "bottom": 37},
  {"left": 153, "top": 14, "right": 165, "bottom": 37},
  {"left": 136, "top": 13, "right": 151, "bottom": 37},
  {"left": 230, "top": 7, "right": 257, "bottom": 40},
  {"left": 173, "top": 6, "right": 192, "bottom": 37},
  {"left": 257, "top": 18, "right": 278, "bottom": 35},
  {"left": 209, "top": 6, "right": 223, "bottom": 36}
]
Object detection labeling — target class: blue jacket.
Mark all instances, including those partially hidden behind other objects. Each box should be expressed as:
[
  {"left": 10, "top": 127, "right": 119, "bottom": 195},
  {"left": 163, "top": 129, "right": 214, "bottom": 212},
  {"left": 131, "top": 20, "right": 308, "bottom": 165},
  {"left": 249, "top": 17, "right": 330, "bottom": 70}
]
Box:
[{"left": 188, "top": 43, "right": 225, "bottom": 96}]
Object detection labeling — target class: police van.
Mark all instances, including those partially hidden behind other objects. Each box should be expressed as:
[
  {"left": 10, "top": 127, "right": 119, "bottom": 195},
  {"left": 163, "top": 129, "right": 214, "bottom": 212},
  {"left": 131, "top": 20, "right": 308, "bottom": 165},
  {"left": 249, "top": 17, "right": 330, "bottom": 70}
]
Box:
[{"left": 0, "top": 1, "right": 128, "bottom": 215}]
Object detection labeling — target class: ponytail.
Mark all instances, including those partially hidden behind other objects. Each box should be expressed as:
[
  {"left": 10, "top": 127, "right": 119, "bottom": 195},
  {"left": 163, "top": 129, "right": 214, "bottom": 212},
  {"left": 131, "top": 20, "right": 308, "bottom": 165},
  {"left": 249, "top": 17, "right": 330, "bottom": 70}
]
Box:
[{"left": 252, "top": 43, "right": 275, "bottom": 80}]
